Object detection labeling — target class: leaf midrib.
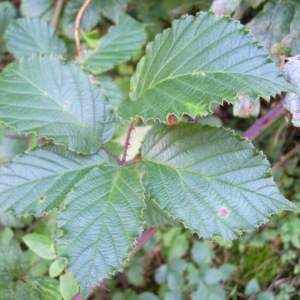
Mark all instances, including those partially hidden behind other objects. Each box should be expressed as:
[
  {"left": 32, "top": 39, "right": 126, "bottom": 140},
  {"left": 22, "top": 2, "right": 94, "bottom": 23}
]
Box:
[
  {"left": 143, "top": 159, "right": 275, "bottom": 199},
  {"left": 135, "top": 71, "right": 284, "bottom": 101}
]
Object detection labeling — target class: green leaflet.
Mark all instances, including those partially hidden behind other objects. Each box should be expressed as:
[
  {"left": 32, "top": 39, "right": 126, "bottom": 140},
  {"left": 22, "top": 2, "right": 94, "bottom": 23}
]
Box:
[
  {"left": 57, "top": 164, "right": 145, "bottom": 298},
  {"left": 141, "top": 124, "right": 297, "bottom": 240},
  {"left": 119, "top": 11, "right": 293, "bottom": 122},
  {"left": 0, "top": 145, "right": 108, "bottom": 216},
  {"left": 5, "top": 18, "right": 66, "bottom": 58},
  {"left": 81, "top": 14, "right": 146, "bottom": 74},
  {"left": 0, "top": 55, "right": 114, "bottom": 154}
]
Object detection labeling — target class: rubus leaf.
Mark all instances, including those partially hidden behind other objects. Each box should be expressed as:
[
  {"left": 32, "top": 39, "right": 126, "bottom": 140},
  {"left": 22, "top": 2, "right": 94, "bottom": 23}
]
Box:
[
  {"left": 141, "top": 124, "right": 297, "bottom": 240},
  {"left": 119, "top": 11, "right": 293, "bottom": 122},
  {"left": 0, "top": 145, "right": 108, "bottom": 216},
  {"left": 5, "top": 18, "right": 66, "bottom": 58},
  {"left": 57, "top": 164, "right": 145, "bottom": 298},
  {"left": 0, "top": 55, "right": 114, "bottom": 154},
  {"left": 81, "top": 14, "right": 146, "bottom": 74}
]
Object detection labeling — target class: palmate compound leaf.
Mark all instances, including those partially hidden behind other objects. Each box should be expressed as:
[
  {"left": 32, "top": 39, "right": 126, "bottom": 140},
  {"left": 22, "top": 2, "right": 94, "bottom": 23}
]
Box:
[
  {"left": 5, "top": 18, "right": 66, "bottom": 58},
  {"left": 57, "top": 164, "right": 145, "bottom": 298},
  {"left": 119, "top": 11, "right": 294, "bottom": 122},
  {"left": 141, "top": 124, "right": 298, "bottom": 240},
  {"left": 0, "top": 144, "right": 108, "bottom": 216},
  {"left": 0, "top": 55, "right": 114, "bottom": 154},
  {"left": 81, "top": 14, "right": 146, "bottom": 74}
]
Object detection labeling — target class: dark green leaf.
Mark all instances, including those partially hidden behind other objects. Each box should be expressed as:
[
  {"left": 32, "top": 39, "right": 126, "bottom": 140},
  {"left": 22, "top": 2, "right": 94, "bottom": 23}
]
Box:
[
  {"left": 82, "top": 14, "right": 146, "bottom": 74},
  {"left": 5, "top": 18, "right": 66, "bottom": 58},
  {"left": 0, "top": 55, "right": 114, "bottom": 154},
  {"left": 0, "top": 145, "right": 108, "bottom": 216},
  {"left": 119, "top": 12, "right": 293, "bottom": 122},
  {"left": 57, "top": 164, "right": 145, "bottom": 298},
  {"left": 141, "top": 124, "right": 297, "bottom": 240}
]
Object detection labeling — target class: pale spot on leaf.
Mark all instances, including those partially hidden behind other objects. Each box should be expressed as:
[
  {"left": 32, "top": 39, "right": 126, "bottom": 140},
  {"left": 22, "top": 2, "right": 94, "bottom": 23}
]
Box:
[{"left": 220, "top": 207, "right": 228, "bottom": 217}]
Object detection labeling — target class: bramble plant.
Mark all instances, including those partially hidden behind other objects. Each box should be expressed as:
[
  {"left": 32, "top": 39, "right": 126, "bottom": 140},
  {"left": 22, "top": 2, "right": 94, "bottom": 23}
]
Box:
[{"left": 0, "top": 1, "right": 299, "bottom": 298}]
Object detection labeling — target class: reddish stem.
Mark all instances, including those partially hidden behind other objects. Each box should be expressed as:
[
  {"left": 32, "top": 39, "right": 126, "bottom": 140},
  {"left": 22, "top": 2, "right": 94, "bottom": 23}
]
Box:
[
  {"left": 100, "top": 146, "right": 122, "bottom": 165},
  {"left": 242, "top": 99, "right": 286, "bottom": 140},
  {"left": 135, "top": 227, "right": 160, "bottom": 251},
  {"left": 121, "top": 122, "right": 135, "bottom": 165}
]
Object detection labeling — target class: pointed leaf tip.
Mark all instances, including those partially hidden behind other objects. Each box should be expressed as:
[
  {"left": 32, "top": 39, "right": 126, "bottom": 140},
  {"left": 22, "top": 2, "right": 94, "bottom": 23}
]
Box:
[
  {"left": 119, "top": 11, "right": 292, "bottom": 122},
  {"left": 141, "top": 124, "right": 297, "bottom": 240}
]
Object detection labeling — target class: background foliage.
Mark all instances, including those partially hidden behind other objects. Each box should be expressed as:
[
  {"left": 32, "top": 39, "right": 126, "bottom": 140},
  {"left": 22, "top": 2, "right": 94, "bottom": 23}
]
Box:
[{"left": 0, "top": 0, "right": 299, "bottom": 299}]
